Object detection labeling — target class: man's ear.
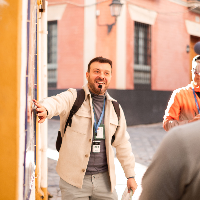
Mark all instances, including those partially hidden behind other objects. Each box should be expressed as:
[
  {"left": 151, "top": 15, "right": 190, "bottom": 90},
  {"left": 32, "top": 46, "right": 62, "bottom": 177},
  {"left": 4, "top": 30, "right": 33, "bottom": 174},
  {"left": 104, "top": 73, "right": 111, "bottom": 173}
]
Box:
[{"left": 86, "top": 71, "right": 89, "bottom": 80}]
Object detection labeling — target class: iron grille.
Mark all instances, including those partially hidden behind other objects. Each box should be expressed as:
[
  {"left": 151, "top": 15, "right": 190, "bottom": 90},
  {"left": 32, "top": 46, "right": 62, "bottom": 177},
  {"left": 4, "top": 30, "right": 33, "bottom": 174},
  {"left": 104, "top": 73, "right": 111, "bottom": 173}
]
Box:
[{"left": 134, "top": 22, "right": 151, "bottom": 90}]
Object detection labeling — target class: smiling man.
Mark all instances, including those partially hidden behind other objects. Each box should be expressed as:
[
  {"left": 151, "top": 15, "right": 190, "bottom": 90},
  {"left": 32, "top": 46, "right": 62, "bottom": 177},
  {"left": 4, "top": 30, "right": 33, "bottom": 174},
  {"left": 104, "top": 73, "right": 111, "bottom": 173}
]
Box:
[
  {"left": 163, "top": 55, "right": 200, "bottom": 131},
  {"left": 33, "top": 57, "right": 137, "bottom": 200}
]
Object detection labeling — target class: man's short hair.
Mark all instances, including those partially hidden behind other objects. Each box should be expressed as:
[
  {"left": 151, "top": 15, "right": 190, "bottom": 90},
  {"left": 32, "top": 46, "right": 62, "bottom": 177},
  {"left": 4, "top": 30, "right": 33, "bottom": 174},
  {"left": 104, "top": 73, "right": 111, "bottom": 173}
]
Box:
[
  {"left": 87, "top": 57, "right": 112, "bottom": 72},
  {"left": 195, "top": 55, "right": 200, "bottom": 61}
]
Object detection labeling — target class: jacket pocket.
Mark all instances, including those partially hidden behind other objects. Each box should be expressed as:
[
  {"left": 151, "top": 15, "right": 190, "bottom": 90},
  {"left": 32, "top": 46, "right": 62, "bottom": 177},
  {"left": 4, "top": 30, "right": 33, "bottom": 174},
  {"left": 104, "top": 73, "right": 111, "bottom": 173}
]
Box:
[
  {"left": 68, "top": 109, "right": 91, "bottom": 135},
  {"left": 109, "top": 117, "right": 119, "bottom": 136}
]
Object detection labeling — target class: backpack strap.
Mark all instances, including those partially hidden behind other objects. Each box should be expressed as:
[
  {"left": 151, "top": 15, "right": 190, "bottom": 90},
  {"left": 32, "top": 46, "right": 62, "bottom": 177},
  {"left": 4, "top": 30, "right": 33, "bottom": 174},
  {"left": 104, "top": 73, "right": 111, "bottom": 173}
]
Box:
[
  {"left": 112, "top": 101, "right": 120, "bottom": 121},
  {"left": 111, "top": 101, "right": 120, "bottom": 144},
  {"left": 64, "top": 89, "right": 85, "bottom": 133}
]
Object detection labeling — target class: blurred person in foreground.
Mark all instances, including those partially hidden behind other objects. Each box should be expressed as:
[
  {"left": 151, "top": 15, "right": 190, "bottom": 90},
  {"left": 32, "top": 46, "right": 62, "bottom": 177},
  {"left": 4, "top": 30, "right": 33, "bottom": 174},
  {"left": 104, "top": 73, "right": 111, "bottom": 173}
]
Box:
[
  {"left": 163, "top": 55, "right": 200, "bottom": 131},
  {"left": 33, "top": 57, "right": 137, "bottom": 199},
  {"left": 139, "top": 120, "right": 200, "bottom": 200}
]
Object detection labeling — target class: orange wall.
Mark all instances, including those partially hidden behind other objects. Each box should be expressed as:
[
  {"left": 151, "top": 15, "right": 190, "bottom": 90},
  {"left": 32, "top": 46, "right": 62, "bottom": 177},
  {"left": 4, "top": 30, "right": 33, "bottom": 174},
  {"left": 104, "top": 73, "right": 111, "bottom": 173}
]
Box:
[
  {"left": 51, "top": 0, "right": 84, "bottom": 89},
  {"left": 0, "top": 0, "right": 22, "bottom": 198},
  {"left": 125, "top": 0, "right": 194, "bottom": 91},
  {"left": 151, "top": 1, "right": 190, "bottom": 91},
  {"left": 49, "top": 0, "right": 200, "bottom": 91}
]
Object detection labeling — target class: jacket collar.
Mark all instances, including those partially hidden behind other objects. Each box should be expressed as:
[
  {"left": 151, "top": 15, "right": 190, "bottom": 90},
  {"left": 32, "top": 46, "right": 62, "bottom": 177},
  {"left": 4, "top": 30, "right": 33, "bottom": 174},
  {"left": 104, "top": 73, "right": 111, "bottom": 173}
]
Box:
[{"left": 82, "top": 84, "right": 116, "bottom": 102}]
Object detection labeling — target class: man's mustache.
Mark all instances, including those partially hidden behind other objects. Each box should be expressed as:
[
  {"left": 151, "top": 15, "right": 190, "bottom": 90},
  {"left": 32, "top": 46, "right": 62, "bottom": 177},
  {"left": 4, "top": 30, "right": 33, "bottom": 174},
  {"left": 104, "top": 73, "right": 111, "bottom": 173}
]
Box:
[{"left": 95, "top": 77, "right": 105, "bottom": 82}]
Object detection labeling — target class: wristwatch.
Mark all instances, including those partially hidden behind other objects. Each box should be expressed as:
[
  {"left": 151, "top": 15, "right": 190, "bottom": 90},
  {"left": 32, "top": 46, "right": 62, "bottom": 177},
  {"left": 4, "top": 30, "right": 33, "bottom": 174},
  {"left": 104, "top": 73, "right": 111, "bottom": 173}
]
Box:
[{"left": 127, "top": 176, "right": 135, "bottom": 179}]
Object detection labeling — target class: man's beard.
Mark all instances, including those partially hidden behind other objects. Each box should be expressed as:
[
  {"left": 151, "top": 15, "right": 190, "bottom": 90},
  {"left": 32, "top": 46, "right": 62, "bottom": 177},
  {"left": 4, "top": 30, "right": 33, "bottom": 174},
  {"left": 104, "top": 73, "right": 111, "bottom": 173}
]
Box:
[{"left": 88, "top": 76, "right": 108, "bottom": 95}]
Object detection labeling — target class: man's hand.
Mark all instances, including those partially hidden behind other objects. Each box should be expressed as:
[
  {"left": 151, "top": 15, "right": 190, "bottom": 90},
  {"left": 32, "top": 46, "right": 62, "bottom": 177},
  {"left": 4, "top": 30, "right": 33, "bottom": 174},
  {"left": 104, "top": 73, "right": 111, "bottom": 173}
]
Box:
[
  {"left": 127, "top": 178, "right": 138, "bottom": 194},
  {"left": 189, "top": 114, "right": 200, "bottom": 123},
  {"left": 33, "top": 99, "right": 48, "bottom": 123}
]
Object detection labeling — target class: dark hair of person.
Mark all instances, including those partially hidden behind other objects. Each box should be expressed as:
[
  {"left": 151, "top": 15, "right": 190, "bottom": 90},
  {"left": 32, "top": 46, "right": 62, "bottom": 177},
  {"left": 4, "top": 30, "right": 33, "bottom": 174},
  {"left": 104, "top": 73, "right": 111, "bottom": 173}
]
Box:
[
  {"left": 195, "top": 55, "right": 200, "bottom": 61},
  {"left": 87, "top": 56, "right": 112, "bottom": 72}
]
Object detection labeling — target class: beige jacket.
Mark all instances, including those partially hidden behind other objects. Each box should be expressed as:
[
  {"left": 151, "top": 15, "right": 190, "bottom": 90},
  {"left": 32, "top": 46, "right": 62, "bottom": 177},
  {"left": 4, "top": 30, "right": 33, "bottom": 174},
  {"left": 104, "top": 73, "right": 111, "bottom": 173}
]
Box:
[{"left": 41, "top": 84, "right": 135, "bottom": 192}]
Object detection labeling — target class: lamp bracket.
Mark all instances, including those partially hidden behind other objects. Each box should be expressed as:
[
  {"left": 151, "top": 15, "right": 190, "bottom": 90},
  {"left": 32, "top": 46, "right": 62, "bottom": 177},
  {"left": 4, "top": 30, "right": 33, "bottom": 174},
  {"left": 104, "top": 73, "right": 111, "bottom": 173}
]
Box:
[{"left": 97, "top": 17, "right": 117, "bottom": 34}]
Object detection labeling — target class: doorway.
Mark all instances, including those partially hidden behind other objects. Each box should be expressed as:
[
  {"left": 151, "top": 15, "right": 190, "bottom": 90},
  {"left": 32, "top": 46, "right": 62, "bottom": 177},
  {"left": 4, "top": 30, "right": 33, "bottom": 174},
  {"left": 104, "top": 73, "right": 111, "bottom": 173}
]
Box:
[{"left": 190, "top": 35, "right": 200, "bottom": 81}]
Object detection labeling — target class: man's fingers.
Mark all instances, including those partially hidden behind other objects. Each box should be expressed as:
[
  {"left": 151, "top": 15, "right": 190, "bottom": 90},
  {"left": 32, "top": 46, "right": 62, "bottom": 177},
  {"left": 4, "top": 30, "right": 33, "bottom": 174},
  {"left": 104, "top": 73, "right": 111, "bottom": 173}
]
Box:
[
  {"left": 38, "top": 118, "right": 45, "bottom": 123},
  {"left": 37, "top": 111, "right": 46, "bottom": 117},
  {"left": 36, "top": 107, "right": 45, "bottom": 112},
  {"left": 33, "top": 99, "right": 39, "bottom": 104},
  {"left": 38, "top": 116, "right": 46, "bottom": 123},
  {"left": 33, "top": 100, "right": 47, "bottom": 123},
  {"left": 35, "top": 103, "right": 43, "bottom": 108},
  {"left": 33, "top": 100, "right": 43, "bottom": 108}
]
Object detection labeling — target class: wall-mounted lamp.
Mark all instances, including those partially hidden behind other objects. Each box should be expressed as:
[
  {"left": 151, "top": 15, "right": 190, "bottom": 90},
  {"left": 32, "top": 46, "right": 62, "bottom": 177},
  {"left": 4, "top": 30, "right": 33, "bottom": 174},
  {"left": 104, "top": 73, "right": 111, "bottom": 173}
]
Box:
[
  {"left": 186, "top": 45, "right": 190, "bottom": 53},
  {"left": 97, "top": 0, "right": 123, "bottom": 34}
]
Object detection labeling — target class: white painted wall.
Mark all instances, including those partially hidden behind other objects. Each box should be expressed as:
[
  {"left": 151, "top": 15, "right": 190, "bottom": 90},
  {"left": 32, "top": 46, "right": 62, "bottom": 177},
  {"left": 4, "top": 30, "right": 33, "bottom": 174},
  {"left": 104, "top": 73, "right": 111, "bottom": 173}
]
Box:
[
  {"left": 84, "top": 0, "right": 96, "bottom": 84},
  {"left": 116, "top": 0, "right": 126, "bottom": 89}
]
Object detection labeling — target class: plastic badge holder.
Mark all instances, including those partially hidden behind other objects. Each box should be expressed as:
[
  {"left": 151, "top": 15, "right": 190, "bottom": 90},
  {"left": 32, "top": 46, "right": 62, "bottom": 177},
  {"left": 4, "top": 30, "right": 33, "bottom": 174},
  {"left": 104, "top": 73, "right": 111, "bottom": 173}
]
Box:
[{"left": 121, "top": 187, "right": 133, "bottom": 200}]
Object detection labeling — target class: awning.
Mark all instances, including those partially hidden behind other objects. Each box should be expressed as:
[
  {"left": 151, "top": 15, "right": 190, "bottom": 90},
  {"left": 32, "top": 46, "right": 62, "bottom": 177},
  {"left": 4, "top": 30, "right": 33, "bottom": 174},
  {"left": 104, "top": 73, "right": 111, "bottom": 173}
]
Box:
[
  {"left": 185, "top": 20, "right": 200, "bottom": 37},
  {"left": 47, "top": 4, "right": 67, "bottom": 21},
  {"left": 128, "top": 4, "right": 157, "bottom": 25}
]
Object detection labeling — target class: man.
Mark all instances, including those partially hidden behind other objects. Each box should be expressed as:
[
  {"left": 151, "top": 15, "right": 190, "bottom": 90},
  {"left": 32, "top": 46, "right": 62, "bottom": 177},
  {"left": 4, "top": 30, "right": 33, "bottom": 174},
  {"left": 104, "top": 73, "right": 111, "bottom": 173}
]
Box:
[
  {"left": 34, "top": 57, "right": 137, "bottom": 199},
  {"left": 139, "top": 120, "right": 200, "bottom": 200},
  {"left": 163, "top": 55, "right": 200, "bottom": 131}
]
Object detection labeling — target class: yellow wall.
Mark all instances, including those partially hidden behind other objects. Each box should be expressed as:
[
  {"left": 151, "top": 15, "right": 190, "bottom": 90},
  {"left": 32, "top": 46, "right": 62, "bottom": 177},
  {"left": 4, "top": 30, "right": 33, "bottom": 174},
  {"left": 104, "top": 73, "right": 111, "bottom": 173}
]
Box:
[{"left": 0, "top": 0, "right": 22, "bottom": 199}]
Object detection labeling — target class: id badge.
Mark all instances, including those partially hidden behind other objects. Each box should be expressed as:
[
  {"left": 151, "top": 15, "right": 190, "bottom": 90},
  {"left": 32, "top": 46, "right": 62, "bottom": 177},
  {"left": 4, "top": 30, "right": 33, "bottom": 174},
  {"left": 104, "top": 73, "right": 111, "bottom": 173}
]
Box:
[
  {"left": 94, "top": 124, "right": 105, "bottom": 140},
  {"left": 92, "top": 141, "right": 100, "bottom": 153}
]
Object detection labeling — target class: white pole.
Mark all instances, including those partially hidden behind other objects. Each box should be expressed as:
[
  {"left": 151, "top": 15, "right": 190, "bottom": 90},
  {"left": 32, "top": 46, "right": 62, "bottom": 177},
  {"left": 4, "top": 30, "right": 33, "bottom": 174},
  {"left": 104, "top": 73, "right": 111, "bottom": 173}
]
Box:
[
  {"left": 37, "top": 4, "right": 42, "bottom": 192},
  {"left": 40, "top": 0, "right": 48, "bottom": 194}
]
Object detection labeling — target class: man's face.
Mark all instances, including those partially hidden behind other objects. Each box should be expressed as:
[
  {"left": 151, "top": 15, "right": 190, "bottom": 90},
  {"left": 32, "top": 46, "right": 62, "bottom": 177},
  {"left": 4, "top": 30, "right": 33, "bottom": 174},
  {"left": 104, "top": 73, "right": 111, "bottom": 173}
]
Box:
[
  {"left": 193, "top": 60, "right": 200, "bottom": 86},
  {"left": 86, "top": 61, "right": 112, "bottom": 95}
]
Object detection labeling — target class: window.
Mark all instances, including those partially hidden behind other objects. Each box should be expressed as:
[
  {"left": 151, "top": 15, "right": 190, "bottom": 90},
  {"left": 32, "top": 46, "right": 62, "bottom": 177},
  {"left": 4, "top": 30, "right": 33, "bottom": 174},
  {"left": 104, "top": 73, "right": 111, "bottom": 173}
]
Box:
[
  {"left": 134, "top": 22, "right": 151, "bottom": 90},
  {"left": 47, "top": 21, "right": 57, "bottom": 88}
]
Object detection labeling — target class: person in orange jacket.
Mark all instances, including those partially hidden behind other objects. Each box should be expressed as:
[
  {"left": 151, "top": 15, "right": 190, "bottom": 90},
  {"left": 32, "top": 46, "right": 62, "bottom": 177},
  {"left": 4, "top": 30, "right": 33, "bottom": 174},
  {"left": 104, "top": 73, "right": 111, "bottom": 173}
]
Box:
[{"left": 163, "top": 55, "right": 200, "bottom": 131}]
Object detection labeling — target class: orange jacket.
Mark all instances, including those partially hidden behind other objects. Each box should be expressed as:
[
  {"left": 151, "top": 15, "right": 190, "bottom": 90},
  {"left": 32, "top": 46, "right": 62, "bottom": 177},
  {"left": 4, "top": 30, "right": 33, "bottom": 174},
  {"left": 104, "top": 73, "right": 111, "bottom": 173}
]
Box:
[{"left": 163, "top": 82, "right": 200, "bottom": 131}]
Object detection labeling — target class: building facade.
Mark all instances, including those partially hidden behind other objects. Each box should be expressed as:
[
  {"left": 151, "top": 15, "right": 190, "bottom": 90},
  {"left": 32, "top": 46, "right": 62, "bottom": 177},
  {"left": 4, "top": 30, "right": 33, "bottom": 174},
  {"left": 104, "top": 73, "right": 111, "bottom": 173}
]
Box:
[{"left": 47, "top": 0, "right": 200, "bottom": 125}]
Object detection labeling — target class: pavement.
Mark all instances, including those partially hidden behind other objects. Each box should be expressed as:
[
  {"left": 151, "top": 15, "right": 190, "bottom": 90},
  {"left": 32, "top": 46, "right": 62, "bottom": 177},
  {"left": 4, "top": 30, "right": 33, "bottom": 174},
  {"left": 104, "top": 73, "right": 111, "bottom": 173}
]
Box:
[{"left": 47, "top": 119, "right": 167, "bottom": 200}]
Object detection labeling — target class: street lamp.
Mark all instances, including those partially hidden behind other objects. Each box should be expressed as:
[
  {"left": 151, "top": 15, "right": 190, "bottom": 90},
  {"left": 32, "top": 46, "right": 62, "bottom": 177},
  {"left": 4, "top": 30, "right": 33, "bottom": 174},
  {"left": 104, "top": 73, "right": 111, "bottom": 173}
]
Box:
[
  {"left": 109, "top": 0, "right": 123, "bottom": 17},
  {"left": 97, "top": 0, "right": 123, "bottom": 34}
]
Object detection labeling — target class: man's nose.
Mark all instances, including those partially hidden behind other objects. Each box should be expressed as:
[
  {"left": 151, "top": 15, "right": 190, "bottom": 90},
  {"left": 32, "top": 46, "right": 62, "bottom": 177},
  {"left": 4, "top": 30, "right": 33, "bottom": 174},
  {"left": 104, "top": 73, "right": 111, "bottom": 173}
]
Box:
[{"left": 99, "top": 72, "right": 105, "bottom": 80}]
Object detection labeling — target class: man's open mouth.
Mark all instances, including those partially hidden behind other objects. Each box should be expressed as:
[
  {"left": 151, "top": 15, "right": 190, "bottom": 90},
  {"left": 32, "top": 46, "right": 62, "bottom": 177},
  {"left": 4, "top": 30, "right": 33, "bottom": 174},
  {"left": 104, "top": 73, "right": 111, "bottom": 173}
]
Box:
[{"left": 96, "top": 81, "right": 105, "bottom": 85}]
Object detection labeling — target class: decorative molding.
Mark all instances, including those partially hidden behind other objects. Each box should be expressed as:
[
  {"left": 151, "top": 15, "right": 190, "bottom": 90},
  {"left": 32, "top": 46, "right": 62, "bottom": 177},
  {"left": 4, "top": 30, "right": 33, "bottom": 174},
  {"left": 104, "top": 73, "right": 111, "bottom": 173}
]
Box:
[
  {"left": 47, "top": 4, "right": 67, "bottom": 21},
  {"left": 128, "top": 4, "right": 157, "bottom": 25},
  {"left": 168, "top": 0, "right": 188, "bottom": 7},
  {"left": 185, "top": 20, "right": 200, "bottom": 37}
]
